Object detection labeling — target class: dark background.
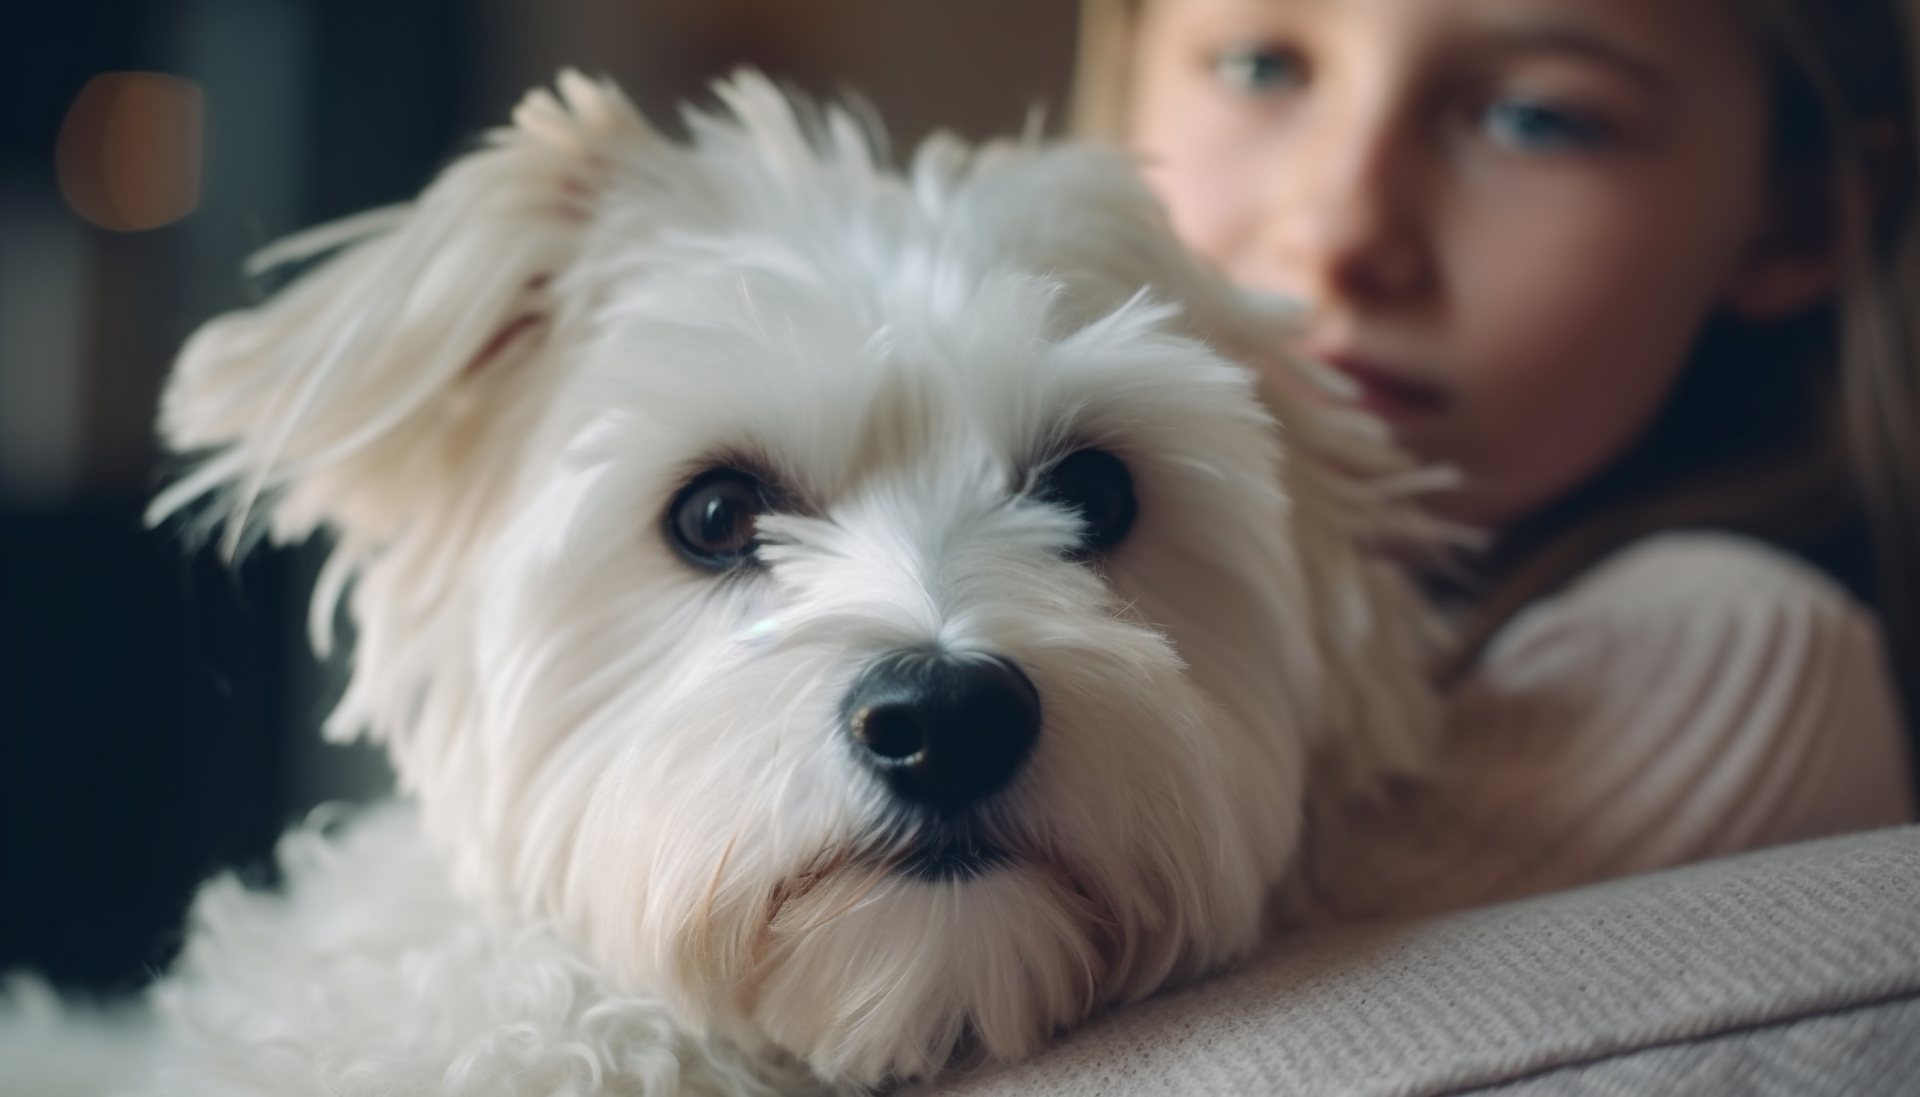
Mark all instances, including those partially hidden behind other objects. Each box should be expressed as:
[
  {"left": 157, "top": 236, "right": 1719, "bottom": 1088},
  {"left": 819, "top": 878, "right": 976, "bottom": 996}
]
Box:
[{"left": 0, "top": 0, "right": 1078, "bottom": 994}]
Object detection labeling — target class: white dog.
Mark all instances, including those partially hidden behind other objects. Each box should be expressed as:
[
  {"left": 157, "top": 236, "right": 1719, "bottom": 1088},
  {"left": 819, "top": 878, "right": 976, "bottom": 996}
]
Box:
[{"left": 10, "top": 71, "right": 1449, "bottom": 1095}]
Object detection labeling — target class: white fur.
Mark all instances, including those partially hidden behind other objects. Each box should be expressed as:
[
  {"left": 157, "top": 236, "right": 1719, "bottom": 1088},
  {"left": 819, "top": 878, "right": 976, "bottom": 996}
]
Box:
[{"left": 14, "top": 71, "right": 1451, "bottom": 1094}]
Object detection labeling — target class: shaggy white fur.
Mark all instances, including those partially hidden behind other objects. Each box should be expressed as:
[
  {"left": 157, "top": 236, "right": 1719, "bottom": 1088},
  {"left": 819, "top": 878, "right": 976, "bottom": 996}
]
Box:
[
  {"left": 5, "top": 71, "right": 1450, "bottom": 1094},
  {"left": 161, "top": 805, "right": 828, "bottom": 1097}
]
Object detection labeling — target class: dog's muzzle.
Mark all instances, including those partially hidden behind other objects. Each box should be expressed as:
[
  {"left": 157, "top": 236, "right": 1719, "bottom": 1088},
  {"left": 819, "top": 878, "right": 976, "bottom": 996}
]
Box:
[{"left": 842, "top": 648, "right": 1041, "bottom": 816}]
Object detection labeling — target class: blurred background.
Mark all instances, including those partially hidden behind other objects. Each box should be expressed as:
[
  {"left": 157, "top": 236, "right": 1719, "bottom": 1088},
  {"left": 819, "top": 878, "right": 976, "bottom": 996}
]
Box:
[{"left": 0, "top": 0, "right": 1078, "bottom": 995}]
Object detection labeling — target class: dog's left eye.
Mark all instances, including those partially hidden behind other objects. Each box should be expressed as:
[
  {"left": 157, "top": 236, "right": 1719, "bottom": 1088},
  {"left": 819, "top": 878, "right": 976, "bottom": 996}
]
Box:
[
  {"left": 666, "top": 468, "right": 767, "bottom": 571},
  {"left": 1034, "top": 448, "right": 1137, "bottom": 559}
]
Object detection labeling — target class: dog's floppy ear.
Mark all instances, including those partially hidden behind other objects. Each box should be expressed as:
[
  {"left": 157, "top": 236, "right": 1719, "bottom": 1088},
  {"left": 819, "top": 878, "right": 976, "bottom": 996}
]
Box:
[
  {"left": 1177, "top": 284, "right": 1463, "bottom": 801},
  {"left": 150, "top": 71, "right": 652, "bottom": 567}
]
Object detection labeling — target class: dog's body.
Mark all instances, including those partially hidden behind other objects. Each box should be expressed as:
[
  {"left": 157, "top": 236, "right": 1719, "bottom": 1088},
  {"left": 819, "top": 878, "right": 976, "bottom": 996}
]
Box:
[{"left": 8, "top": 73, "right": 1449, "bottom": 1095}]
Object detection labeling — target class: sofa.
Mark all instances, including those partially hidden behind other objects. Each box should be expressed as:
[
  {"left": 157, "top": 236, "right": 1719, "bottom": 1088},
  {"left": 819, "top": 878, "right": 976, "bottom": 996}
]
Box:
[{"left": 919, "top": 825, "right": 1920, "bottom": 1096}]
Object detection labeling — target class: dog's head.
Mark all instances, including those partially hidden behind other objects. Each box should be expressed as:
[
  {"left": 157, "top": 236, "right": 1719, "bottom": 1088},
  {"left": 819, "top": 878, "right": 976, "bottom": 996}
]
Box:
[{"left": 153, "top": 72, "right": 1444, "bottom": 1085}]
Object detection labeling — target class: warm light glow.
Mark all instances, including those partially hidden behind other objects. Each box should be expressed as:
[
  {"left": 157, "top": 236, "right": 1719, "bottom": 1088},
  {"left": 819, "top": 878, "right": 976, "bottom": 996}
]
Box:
[{"left": 57, "top": 72, "right": 205, "bottom": 232}]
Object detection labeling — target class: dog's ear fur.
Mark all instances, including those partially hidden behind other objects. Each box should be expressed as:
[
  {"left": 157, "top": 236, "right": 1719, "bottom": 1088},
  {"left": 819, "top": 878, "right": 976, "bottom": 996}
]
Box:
[
  {"left": 1171, "top": 282, "right": 1461, "bottom": 803},
  {"left": 150, "top": 72, "right": 651, "bottom": 579}
]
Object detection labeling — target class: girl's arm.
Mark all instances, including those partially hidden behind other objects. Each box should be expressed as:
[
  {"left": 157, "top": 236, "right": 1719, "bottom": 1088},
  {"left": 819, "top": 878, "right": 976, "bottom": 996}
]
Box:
[{"left": 1304, "top": 531, "right": 1916, "bottom": 920}]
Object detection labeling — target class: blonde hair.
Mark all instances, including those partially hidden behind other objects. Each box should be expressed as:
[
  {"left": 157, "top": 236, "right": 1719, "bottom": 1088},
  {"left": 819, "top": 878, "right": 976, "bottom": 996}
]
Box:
[
  {"left": 1072, "top": 0, "right": 1920, "bottom": 730},
  {"left": 1072, "top": 0, "right": 1137, "bottom": 144}
]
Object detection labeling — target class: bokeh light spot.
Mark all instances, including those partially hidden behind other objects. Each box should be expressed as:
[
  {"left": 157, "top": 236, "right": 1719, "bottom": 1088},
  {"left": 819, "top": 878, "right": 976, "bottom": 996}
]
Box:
[{"left": 56, "top": 72, "right": 205, "bottom": 233}]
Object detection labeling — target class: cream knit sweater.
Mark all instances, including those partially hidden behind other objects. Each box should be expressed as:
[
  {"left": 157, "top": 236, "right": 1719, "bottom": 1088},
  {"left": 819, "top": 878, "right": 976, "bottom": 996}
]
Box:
[{"left": 1304, "top": 530, "right": 1918, "bottom": 920}]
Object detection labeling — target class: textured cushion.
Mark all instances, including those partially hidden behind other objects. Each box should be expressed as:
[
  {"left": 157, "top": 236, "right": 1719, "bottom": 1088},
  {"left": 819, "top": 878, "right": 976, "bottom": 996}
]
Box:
[
  {"left": 1468, "top": 997, "right": 1920, "bottom": 1096},
  {"left": 920, "top": 825, "right": 1920, "bottom": 1096}
]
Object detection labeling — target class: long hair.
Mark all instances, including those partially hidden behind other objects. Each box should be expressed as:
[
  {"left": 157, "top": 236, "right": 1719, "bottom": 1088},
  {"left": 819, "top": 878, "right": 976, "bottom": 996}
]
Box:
[{"left": 1072, "top": 0, "right": 1920, "bottom": 738}]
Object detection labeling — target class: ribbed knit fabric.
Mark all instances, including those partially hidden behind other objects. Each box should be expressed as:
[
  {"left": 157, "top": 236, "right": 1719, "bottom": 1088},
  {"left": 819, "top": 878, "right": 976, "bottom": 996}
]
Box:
[
  {"left": 1305, "top": 531, "right": 1916, "bottom": 919},
  {"left": 919, "top": 825, "right": 1920, "bottom": 1096}
]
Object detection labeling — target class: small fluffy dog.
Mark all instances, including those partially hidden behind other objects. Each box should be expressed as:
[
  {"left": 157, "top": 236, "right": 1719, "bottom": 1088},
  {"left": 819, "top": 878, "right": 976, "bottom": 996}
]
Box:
[{"left": 19, "top": 72, "right": 1448, "bottom": 1095}]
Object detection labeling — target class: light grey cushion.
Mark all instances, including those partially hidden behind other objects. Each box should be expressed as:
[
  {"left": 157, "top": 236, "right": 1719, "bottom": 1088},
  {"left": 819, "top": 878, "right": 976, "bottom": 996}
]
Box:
[
  {"left": 1468, "top": 996, "right": 1920, "bottom": 1096},
  {"left": 921, "top": 825, "right": 1920, "bottom": 1096}
]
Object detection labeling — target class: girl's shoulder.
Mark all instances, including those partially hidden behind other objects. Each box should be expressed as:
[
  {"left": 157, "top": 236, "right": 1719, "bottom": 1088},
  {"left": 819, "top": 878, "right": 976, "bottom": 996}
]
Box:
[
  {"left": 1303, "top": 531, "right": 1913, "bottom": 920},
  {"left": 1461, "top": 528, "right": 1913, "bottom": 859},
  {"left": 1488, "top": 529, "right": 1881, "bottom": 671}
]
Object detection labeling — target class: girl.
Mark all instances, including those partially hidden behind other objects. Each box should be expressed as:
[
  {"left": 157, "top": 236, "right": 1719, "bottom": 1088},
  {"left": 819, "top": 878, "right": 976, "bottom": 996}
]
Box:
[{"left": 1077, "top": 0, "right": 1919, "bottom": 915}]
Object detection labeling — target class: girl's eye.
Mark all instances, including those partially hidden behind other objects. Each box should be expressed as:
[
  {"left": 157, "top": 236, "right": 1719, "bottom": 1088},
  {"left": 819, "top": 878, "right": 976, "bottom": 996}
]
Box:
[
  {"left": 1210, "top": 43, "right": 1307, "bottom": 96},
  {"left": 1479, "top": 97, "right": 1611, "bottom": 153}
]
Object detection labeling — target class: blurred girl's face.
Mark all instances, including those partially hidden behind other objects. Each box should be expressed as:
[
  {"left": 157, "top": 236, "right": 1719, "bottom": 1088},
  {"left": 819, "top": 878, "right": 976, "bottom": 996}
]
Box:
[{"left": 1130, "top": 0, "right": 1796, "bottom": 526}]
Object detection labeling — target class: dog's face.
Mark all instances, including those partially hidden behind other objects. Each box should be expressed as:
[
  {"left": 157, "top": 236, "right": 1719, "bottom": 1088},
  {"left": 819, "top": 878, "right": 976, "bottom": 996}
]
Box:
[
  {"left": 154, "top": 74, "right": 1440, "bottom": 1085},
  {"left": 510, "top": 264, "right": 1302, "bottom": 1082}
]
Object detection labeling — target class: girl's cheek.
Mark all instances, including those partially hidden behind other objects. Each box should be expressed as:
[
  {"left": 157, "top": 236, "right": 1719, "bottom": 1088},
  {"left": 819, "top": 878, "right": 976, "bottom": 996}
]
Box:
[
  {"left": 1136, "top": 106, "right": 1252, "bottom": 267},
  {"left": 1131, "top": 31, "right": 1293, "bottom": 274},
  {"left": 1456, "top": 172, "right": 1723, "bottom": 363},
  {"left": 1152, "top": 148, "right": 1258, "bottom": 270},
  {"left": 1433, "top": 200, "right": 1731, "bottom": 523}
]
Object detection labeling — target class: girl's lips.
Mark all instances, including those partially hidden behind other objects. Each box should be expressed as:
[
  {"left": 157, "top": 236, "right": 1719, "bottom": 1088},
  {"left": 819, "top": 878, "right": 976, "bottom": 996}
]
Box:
[{"left": 1319, "top": 354, "right": 1447, "bottom": 417}]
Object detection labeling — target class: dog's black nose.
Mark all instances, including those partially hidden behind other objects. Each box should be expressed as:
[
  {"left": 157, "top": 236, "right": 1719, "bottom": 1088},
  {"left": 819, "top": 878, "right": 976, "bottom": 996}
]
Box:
[{"left": 842, "top": 649, "right": 1041, "bottom": 815}]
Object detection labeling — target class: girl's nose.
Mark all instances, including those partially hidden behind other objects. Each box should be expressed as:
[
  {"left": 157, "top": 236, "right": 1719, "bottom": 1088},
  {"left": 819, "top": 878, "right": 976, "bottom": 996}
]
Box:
[{"left": 1265, "top": 106, "right": 1434, "bottom": 311}]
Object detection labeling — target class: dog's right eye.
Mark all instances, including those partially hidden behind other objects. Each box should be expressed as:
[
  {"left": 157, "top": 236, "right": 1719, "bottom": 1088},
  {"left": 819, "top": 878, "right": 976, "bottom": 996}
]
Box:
[{"left": 666, "top": 468, "right": 767, "bottom": 571}]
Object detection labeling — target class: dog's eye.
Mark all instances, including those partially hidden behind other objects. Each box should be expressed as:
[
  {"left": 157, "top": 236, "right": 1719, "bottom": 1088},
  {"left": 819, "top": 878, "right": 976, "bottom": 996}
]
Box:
[
  {"left": 666, "top": 468, "right": 767, "bottom": 571},
  {"left": 1034, "top": 448, "right": 1136, "bottom": 559}
]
